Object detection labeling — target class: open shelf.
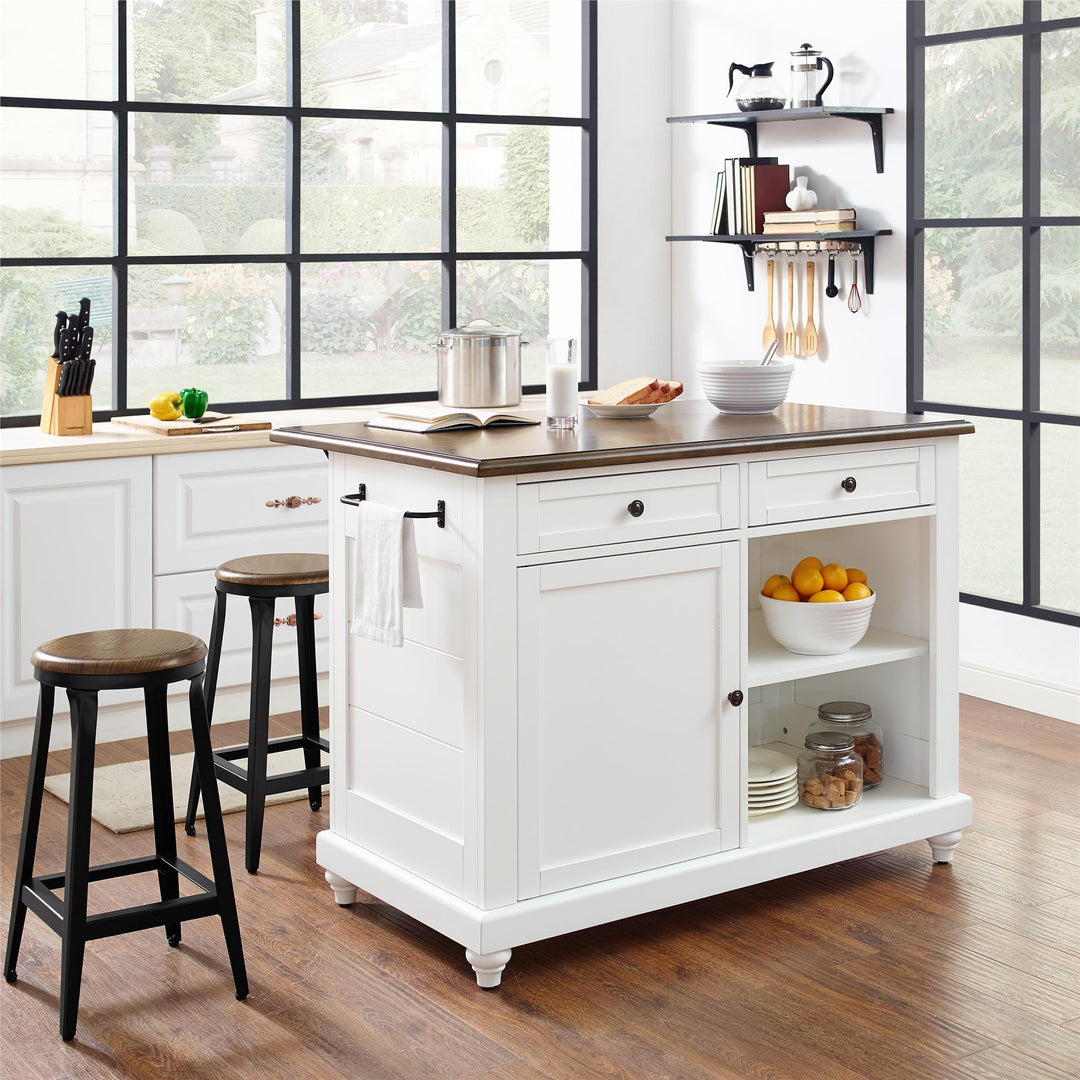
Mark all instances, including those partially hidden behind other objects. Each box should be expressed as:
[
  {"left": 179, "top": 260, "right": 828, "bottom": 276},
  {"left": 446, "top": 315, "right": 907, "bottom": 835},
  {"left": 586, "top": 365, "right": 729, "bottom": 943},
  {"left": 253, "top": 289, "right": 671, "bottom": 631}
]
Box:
[
  {"left": 747, "top": 610, "right": 928, "bottom": 688},
  {"left": 667, "top": 106, "right": 895, "bottom": 172}
]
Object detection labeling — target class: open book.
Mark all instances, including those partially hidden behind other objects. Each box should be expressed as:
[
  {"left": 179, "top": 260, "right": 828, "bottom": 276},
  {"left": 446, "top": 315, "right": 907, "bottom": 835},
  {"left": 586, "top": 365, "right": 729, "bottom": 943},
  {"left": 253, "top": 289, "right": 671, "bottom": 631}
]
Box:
[{"left": 366, "top": 403, "right": 541, "bottom": 434}]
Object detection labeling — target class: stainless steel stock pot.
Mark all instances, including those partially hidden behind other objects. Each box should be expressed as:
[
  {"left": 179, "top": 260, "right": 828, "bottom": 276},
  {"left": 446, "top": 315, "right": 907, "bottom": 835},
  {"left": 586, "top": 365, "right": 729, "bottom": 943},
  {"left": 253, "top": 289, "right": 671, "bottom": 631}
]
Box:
[{"left": 435, "top": 318, "right": 523, "bottom": 408}]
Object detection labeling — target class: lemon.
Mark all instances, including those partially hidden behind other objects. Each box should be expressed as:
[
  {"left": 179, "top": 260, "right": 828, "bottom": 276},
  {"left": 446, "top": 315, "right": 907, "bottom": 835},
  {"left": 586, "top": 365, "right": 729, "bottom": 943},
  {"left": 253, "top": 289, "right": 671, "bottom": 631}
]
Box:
[
  {"left": 761, "top": 573, "right": 791, "bottom": 598},
  {"left": 821, "top": 563, "right": 848, "bottom": 591},
  {"left": 842, "top": 582, "right": 873, "bottom": 601},
  {"left": 846, "top": 567, "right": 868, "bottom": 585},
  {"left": 808, "top": 589, "right": 845, "bottom": 602},
  {"left": 792, "top": 565, "right": 824, "bottom": 598},
  {"left": 770, "top": 583, "right": 801, "bottom": 602}
]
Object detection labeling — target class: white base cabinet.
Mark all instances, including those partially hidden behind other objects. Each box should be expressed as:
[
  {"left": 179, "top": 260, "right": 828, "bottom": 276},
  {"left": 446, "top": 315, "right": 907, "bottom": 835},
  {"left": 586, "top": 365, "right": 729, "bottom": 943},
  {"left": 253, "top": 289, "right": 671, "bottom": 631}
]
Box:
[{"left": 302, "top": 433, "right": 972, "bottom": 987}]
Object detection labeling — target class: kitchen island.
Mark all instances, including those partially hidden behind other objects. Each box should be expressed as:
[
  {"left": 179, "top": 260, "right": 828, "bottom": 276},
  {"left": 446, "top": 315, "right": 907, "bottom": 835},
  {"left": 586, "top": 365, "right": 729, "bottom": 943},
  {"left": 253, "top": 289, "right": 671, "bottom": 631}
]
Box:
[{"left": 272, "top": 401, "right": 974, "bottom": 987}]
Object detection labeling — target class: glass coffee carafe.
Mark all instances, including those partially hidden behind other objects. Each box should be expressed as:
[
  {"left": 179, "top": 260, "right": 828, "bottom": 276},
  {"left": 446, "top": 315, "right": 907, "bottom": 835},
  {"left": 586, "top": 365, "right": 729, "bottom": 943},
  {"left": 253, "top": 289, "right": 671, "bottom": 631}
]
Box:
[
  {"left": 727, "top": 62, "right": 786, "bottom": 112},
  {"left": 789, "top": 43, "right": 834, "bottom": 108}
]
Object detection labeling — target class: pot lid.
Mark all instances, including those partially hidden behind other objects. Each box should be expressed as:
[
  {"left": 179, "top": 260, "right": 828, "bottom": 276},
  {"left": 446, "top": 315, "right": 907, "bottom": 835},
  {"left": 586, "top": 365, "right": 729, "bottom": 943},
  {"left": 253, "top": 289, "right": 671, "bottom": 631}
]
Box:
[
  {"left": 791, "top": 42, "right": 823, "bottom": 56},
  {"left": 439, "top": 317, "right": 520, "bottom": 338}
]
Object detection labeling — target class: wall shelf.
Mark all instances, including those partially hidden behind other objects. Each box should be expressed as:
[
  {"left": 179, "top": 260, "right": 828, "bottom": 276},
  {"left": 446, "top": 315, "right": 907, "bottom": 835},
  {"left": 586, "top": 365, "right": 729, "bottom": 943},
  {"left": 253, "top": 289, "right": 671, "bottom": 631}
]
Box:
[
  {"left": 667, "top": 106, "right": 895, "bottom": 173},
  {"left": 666, "top": 230, "right": 892, "bottom": 293}
]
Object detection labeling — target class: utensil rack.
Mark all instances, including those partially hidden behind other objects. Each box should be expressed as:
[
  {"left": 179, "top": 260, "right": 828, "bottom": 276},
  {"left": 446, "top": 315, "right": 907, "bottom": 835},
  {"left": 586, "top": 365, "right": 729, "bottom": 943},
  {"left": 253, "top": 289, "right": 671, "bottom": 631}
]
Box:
[
  {"left": 39, "top": 356, "right": 92, "bottom": 436},
  {"left": 339, "top": 484, "right": 446, "bottom": 528},
  {"left": 666, "top": 230, "right": 890, "bottom": 293}
]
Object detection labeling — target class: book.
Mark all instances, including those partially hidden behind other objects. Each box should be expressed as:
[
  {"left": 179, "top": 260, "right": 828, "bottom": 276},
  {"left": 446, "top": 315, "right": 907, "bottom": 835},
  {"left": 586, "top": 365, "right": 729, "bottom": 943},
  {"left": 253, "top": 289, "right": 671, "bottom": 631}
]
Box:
[
  {"left": 721, "top": 157, "right": 780, "bottom": 234},
  {"left": 709, "top": 171, "right": 727, "bottom": 234},
  {"left": 762, "top": 208, "right": 856, "bottom": 224},
  {"left": 762, "top": 220, "right": 856, "bottom": 234},
  {"left": 366, "top": 403, "right": 541, "bottom": 434},
  {"left": 746, "top": 163, "right": 791, "bottom": 234}
]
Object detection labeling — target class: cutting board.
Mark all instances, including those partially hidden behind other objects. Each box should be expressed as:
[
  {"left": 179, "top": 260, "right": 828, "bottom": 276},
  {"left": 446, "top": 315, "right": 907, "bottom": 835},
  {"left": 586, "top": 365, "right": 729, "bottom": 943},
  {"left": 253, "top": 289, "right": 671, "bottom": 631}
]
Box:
[{"left": 110, "top": 412, "right": 272, "bottom": 437}]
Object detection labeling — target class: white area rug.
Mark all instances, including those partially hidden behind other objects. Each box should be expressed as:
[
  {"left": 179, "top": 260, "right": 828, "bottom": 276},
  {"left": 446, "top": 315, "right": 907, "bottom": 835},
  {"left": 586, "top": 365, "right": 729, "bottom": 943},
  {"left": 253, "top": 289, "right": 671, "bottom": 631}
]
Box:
[{"left": 43, "top": 732, "right": 329, "bottom": 834}]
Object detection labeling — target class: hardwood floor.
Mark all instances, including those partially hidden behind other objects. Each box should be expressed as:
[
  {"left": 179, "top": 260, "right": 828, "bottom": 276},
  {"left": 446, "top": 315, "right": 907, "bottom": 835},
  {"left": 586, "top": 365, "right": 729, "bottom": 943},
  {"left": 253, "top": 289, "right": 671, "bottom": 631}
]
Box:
[{"left": 1, "top": 697, "right": 1077, "bottom": 1079}]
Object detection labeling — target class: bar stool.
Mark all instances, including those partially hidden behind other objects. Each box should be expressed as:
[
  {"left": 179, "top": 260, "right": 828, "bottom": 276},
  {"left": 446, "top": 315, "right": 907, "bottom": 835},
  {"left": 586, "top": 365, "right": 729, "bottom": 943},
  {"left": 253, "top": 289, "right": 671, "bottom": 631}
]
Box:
[
  {"left": 4, "top": 628, "right": 248, "bottom": 1042},
  {"left": 185, "top": 553, "right": 329, "bottom": 874}
]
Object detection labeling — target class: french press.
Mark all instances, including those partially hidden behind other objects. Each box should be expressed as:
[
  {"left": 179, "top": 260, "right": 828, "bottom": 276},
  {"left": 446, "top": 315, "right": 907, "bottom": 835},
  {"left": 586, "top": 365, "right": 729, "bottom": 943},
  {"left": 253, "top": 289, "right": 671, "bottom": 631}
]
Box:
[
  {"left": 727, "top": 62, "right": 786, "bottom": 112},
  {"left": 789, "top": 42, "right": 834, "bottom": 108}
]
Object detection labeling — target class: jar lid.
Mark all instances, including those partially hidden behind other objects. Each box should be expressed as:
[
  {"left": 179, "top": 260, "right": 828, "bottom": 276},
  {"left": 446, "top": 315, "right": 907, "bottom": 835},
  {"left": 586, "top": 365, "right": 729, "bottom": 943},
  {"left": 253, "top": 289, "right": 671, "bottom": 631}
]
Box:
[
  {"left": 817, "top": 700, "right": 872, "bottom": 723},
  {"left": 804, "top": 730, "right": 856, "bottom": 752}
]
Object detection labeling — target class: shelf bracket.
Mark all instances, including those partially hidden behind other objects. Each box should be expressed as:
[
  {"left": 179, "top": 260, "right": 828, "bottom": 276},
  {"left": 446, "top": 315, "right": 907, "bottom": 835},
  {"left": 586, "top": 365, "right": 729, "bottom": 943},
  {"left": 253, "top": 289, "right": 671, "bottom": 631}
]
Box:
[
  {"left": 832, "top": 111, "right": 886, "bottom": 172},
  {"left": 709, "top": 119, "right": 757, "bottom": 158},
  {"left": 738, "top": 241, "right": 757, "bottom": 291}
]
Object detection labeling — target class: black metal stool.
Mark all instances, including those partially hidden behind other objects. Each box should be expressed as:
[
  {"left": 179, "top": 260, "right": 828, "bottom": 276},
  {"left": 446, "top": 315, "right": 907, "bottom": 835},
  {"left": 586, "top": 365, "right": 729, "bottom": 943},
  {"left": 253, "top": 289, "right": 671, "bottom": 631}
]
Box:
[
  {"left": 185, "top": 553, "right": 329, "bottom": 874},
  {"left": 4, "top": 628, "right": 248, "bottom": 1042}
]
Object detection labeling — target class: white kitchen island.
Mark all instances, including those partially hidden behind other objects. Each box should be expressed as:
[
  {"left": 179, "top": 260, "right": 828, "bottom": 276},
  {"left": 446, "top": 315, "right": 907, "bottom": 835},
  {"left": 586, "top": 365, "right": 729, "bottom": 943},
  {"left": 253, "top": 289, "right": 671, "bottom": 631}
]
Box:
[{"left": 272, "top": 400, "right": 974, "bottom": 987}]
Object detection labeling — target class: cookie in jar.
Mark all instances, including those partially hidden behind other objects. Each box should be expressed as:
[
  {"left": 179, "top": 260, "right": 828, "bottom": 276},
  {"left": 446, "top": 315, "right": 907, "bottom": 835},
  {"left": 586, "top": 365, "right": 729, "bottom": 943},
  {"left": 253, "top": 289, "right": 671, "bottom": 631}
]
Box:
[
  {"left": 808, "top": 700, "right": 884, "bottom": 788},
  {"left": 798, "top": 731, "right": 863, "bottom": 810}
]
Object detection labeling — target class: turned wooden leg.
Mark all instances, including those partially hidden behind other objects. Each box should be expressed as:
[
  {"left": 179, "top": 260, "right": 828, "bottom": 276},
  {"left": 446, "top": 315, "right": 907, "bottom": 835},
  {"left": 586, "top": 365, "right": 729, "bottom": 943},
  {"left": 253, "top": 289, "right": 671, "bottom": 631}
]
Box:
[
  {"left": 325, "top": 871, "right": 357, "bottom": 906},
  {"left": 465, "top": 948, "right": 512, "bottom": 989},
  {"left": 927, "top": 829, "right": 964, "bottom": 864}
]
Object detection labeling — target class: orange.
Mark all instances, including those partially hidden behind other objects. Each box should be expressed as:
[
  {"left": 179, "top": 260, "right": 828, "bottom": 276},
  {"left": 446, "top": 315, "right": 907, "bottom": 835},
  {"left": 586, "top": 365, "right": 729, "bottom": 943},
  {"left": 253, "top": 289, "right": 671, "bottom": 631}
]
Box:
[
  {"left": 808, "top": 589, "right": 845, "bottom": 602},
  {"left": 792, "top": 565, "right": 825, "bottom": 598},
  {"left": 846, "top": 567, "right": 868, "bottom": 585},
  {"left": 842, "top": 581, "right": 873, "bottom": 602},
  {"left": 821, "top": 563, "right": 848, "bottom": 591},
  {"left": 770, "top": 583, "right": 801, "bottom": 602},
  {"left": 792, "top": 556, "right": 824, "bottom": 576},
  {"left": 761, "top": 573, "right": 791, "bottom": 598}
]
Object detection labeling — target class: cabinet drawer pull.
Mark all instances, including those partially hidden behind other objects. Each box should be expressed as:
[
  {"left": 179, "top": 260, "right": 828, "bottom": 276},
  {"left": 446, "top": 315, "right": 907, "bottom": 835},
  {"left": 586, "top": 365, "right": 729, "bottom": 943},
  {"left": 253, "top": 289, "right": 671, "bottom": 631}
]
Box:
[
  {"left": 273, "top": 612, "right": 324, "bottom": 628},
  {"left": 266, "top": 495, "right": 322, "bottom": 509},
  {"left": 840, "top": 476, "right": 857, "bottom": 493},
  {"left": 727, "top": 689, "right": 744, "bottom": 707},
  {"left": 627, "top": 499, "right": 645, "bottom": 518}
]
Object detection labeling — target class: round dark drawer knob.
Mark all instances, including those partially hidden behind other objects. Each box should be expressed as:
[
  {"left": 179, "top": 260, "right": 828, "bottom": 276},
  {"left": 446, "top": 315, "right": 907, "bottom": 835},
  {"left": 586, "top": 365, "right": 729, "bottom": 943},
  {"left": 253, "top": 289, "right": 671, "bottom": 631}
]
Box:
[
  {"left": 841, "top": 476, "right": 857, "bottom": 493},
  {"left": 728, "top": 689, "right": 744, "bottom": 707},
  {"left": 628, "top": 499, "right": 645, "bottom": 517}
]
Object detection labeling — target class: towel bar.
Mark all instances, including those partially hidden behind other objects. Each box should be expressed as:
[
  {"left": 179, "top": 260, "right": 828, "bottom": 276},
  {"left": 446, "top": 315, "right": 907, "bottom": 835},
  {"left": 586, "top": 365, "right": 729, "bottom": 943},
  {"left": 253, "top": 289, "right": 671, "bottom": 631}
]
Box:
[{"left": 339, "top": 484, "right": 446, "bottom": 529}]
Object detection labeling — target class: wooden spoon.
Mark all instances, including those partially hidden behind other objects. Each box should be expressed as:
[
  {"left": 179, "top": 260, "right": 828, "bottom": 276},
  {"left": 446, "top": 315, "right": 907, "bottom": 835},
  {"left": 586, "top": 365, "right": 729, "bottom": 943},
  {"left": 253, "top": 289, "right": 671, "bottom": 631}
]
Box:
[
  {"left": 762, "top": 259, "right": 778, "bottom": 349},
  {"left": 783, "top": 261, "right": 797, "bottom": 356},
  {"left": 801, "top": 260, "right": 819, "bottom": 357}
]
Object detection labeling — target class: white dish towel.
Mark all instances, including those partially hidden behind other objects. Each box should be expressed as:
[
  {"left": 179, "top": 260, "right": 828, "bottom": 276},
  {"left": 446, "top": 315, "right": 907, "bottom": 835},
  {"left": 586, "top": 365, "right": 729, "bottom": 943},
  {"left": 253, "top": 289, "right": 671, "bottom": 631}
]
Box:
[{"left": 350, "top": 501, "right": 423, "bottom": 647}]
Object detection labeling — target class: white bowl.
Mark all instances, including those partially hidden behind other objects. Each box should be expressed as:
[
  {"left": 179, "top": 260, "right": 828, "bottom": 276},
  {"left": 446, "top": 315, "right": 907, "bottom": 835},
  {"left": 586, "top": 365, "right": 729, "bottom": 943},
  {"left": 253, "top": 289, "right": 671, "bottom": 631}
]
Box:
[
  {"left": 699, "top": 362, "right": 793, "bottom": 414},
  {"left": 759, "top": 591, "right": 876, "bottom": 655}
]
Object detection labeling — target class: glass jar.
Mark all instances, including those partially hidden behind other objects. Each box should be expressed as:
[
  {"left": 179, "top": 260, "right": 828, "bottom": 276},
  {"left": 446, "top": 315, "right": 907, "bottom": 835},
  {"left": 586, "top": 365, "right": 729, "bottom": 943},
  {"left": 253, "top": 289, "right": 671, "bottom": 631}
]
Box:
[
  {"left": 809, "top": 700, "right": 884, "bottom": 788},
  {"left": 798, "top": 731, "right": 863, "bottom": 810}
]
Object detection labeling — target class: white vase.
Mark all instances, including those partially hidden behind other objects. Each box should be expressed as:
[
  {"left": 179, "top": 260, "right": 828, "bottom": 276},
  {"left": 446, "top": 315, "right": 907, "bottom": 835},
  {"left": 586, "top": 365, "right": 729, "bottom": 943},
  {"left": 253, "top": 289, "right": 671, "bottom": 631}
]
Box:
[{"left": 786, "top": 175, "right": 818, "bottom": 211}]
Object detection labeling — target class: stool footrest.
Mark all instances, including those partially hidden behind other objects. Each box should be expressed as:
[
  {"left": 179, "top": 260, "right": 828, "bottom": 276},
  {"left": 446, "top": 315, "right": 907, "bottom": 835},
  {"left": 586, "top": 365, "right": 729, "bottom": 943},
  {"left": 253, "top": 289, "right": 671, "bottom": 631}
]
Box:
[
  {"left": 212, "top": 734, "right": 328, "bottom": 760},
  {"left": 214, "top": 757, "right": 329, "bottom": 796},
  {"left": 24, "top": 856, "right": 223, "bottom": 942}
]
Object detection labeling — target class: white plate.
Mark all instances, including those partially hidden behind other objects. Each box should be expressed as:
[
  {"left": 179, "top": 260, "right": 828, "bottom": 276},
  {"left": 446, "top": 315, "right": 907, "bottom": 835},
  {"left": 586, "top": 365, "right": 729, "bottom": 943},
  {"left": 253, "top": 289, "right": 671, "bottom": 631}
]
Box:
[
  {"left": 748, "top": 746, "right": 798, "bottom": 783},
  {"left": 748, "top": 778, "right": 799, "bottom": 798},
  {"left": 580, "top": 398, "right": 663, "bottom": 419},
  {"left": 749, "top": 788, "right": 799, "bottom": 808},
  {"left": 748, "top": 794, "right": 800, "bottom": 817}
]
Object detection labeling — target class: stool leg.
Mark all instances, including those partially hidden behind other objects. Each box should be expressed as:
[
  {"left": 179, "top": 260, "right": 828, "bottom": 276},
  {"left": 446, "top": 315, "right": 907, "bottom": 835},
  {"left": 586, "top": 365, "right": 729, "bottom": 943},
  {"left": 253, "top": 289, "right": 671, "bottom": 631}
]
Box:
[
  {"left": 186, "top": 587, "right": 227, "bottom": 836},
  {"left": 294, "top": 594, "right": 323, "bottom": 812},
  {"left": 245, "top": 596, "right": 275, "bottom": 874},
  {"left": 144, "top": 685, "right": 181, "bottom": 947},
  {"left": 59, "top": 688, "right": 98, "bottom": 1042},
  {"left": 5, "top": 684, "right": 55, "bottom": 983},
  {"left": 188, "top": 674, "right": 248, "bottom": 1001}
]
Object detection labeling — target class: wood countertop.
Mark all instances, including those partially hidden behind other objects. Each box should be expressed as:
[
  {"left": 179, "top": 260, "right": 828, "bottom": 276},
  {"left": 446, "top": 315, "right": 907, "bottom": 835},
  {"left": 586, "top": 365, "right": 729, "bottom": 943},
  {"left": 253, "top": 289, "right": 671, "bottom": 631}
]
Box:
[{"left": 270, "top": 401, "right": 975, "bottom": 478}]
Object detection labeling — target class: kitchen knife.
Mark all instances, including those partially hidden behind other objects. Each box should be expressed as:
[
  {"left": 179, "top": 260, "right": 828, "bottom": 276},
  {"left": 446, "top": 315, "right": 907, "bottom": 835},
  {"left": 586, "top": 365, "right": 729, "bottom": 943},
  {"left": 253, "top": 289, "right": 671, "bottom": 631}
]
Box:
[
  {"left": 77, "top": 296, "right": 91, "bottom": 339},
  {"left": 57, "top": 360, "right": 73, "bottom": 396},
  {"left": 52, "top": 311, "right": 67, "bottom": 359},
  {"left": 78, "top": 325, "right": 93, "bottom": 362}
]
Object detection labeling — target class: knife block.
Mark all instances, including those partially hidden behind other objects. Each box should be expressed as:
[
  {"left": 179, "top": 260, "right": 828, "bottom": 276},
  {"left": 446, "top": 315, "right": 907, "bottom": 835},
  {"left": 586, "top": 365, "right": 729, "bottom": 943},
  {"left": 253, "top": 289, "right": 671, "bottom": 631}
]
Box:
[{"left": 40, "top": 357, "right": 93, "bottom": 436}]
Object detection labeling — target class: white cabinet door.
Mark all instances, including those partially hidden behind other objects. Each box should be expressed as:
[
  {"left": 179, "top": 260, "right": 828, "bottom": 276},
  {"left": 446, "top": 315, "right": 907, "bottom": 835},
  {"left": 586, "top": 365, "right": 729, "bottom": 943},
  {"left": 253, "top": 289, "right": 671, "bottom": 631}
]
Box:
[
  {"left": 1, "top": 457, "right": 153, "bottom": 719},
  {"left": 517, "top": 542, "right": 741, "bottom": 898}
]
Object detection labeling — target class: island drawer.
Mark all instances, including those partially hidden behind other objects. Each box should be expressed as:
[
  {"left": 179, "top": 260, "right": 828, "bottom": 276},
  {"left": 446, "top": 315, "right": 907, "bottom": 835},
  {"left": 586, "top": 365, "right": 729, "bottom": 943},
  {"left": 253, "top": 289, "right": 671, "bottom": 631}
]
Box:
[
  {"left": 517, "top": 465, "right": 738, "bottom": 554},
  {"left": 748, "top": 446, "right": 935, "bottom": 526}
]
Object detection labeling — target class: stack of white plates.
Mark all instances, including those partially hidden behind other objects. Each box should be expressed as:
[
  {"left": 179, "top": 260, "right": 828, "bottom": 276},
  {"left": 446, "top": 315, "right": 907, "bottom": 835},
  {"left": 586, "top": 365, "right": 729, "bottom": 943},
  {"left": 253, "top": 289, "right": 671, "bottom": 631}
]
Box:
[
  {"left": 748, "top": 746, "right": 799, "bottom": 817},
  {"left": 698, "top": 361, "right": 794, "bottom": 415}
]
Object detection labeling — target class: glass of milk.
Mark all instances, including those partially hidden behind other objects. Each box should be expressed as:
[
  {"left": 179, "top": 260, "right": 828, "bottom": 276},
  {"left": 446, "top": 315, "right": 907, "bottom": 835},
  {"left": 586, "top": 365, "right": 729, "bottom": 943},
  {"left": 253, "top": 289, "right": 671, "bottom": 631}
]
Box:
[{"left": 545, "top": 338, "right": 579, "bottom": 429}]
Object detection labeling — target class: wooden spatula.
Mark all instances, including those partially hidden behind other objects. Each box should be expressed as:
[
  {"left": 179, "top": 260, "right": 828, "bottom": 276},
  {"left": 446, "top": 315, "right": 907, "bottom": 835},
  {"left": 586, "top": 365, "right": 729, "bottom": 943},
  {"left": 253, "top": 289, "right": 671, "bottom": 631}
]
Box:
[
  {"left": 801, "top": 260, "right": 819, "bottom": 357},
  {"left": 783, "top": 261, "right": 797, "bottom": 356},
  {"left": 762, "top": 259, "right": 777, "bottom": 349}
]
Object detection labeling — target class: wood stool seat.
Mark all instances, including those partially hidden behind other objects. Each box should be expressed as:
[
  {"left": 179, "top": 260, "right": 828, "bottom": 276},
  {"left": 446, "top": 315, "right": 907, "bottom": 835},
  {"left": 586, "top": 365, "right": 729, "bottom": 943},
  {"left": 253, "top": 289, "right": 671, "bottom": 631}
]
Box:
[
  {"left": 215, "top": 553, "right": 329, "bottom": 589},
  {"left": 5, "top": 629, "right": 247, "bottom": 1041}
]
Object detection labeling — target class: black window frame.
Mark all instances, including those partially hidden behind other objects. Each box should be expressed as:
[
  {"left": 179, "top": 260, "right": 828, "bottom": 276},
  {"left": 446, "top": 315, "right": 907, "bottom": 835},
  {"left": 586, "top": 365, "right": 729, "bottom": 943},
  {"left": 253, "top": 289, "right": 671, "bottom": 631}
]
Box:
[
  {"left": 0, "top": 0, "right": 598, "bottom": 425},
  {"left": 906, "top": 0, "right": 1080, "bottom": 628}
]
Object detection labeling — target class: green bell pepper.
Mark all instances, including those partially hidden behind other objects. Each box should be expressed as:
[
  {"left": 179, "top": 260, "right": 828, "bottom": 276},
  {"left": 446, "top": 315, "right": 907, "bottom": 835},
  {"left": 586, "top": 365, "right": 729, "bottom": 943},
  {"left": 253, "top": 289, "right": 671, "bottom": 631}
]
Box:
[{"left": 180, "top": 387, "right": 208, "bottom": 419}]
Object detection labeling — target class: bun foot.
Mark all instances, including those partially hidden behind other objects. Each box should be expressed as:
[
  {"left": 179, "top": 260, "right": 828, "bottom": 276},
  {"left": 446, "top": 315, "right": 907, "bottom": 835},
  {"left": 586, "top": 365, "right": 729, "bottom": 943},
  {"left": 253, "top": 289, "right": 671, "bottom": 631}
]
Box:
[
  {"left": 466, "top": 948, "right": 512, "bottom": 988},
  {"left": 927, "top": 829, "right": 964, "bottom": 864}
]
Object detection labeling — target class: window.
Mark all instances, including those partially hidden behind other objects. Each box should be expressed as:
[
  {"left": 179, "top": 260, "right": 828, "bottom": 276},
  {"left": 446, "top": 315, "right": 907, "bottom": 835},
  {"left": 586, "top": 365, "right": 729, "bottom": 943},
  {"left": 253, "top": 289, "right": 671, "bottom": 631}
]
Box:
[
  {"left": 0, "top": 0, "right": 596, "bottom": 422},
  {"left": 907, "top": 1, "right": 1080, "bottom": 626}
]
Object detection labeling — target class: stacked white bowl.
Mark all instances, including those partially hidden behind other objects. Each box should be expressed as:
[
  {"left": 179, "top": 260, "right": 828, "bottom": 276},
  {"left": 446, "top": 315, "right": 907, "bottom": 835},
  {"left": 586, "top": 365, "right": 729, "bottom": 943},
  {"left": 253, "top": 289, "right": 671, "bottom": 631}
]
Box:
[{"left": 698, "top": 360, "right": 794, "bottom": 414}]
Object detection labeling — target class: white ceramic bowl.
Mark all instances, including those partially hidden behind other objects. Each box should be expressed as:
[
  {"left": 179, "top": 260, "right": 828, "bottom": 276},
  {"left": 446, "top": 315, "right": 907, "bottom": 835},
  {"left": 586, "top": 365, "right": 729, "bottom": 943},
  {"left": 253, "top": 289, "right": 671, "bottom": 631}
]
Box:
[
  {"left": 759, "top": 591, "right": 876, "bottom": 655},
  {"left": 699, "top": 361, "right": 794, "bottom": 414}
]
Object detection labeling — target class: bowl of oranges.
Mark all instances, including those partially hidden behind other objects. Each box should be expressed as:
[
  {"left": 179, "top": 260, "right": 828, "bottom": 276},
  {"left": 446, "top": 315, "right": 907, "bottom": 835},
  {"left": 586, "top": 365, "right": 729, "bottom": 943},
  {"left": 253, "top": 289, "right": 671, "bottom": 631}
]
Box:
[{"left": 758, "top": 557, "right": 875, "bottom": 655}]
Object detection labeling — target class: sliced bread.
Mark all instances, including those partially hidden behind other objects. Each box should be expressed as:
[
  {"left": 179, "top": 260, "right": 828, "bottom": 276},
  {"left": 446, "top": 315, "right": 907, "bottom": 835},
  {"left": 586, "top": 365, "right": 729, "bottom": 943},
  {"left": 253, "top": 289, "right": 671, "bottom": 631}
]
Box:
[{"left": 587, "top": 375, "right": 660, "bottom": 406}]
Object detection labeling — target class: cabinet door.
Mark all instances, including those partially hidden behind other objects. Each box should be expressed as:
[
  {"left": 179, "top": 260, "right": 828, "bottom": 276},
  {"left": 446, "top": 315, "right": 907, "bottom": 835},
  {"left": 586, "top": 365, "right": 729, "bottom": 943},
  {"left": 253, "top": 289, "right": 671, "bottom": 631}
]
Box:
[
  {"left": 1, "top": 457, "right": 153, "bottom": 719},
  {"left": 518, "top": 542, "right": 741, "bottom": 898}
]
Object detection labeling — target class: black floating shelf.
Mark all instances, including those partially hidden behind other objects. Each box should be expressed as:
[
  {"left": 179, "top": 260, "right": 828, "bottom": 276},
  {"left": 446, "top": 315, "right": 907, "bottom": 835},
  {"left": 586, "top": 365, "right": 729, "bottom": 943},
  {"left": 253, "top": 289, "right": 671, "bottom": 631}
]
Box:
[
  {"left": 666, "top": 230, "right": 892, "bottom": 293},
  {"left": 667, "top": 106, "right": 895, "bottom": 172}
]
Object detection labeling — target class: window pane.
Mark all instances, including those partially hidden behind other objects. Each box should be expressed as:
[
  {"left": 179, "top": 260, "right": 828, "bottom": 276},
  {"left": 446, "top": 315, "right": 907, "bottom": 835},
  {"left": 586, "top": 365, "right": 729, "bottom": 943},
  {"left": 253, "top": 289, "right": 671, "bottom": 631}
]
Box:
[
  {"left": 921, "top": 228, "right": 1022, "bottom": 409},
  {"left": 300, "top": 261, "right": 441, "bottom": 397},
  {"left": 924, "top": 1, "right": 1023, "bottom": 35},
  {"left": 130, "top": 116, "right": 285, "bottom": 256},
  {"left": 924, "top": 37, "right": 1022, "bottom": 218},
  {"left": 0, "top": 264, "right": 113, "bottom": 417},
  {"left": 127, "top": 264, "right": 285, "bottom": 410},
  {"left": 1, "top": 0, "right": 113, "bottom": 99},
  {"left": 302, "top": 2, "right": 441, "bottom": 113},
  {"left": 1042, "top": 1, "right": 1080, "bottom": 16},
  {"left": 455, "top": 1, "right": 582, "bottom": 117},
  {"left": 0, "top": 108, "right": 113, "bottom": 257},
  {"left": 1043, "top": 28, "right": 1080, "bottom": 216},
  {"left": 1041, "top": 226, "right": 1080, "bottom": 416},
  {"left": 130, "top": 0, "right": 285, "bottom": 105},
  {"left": 457, "top": 259, "right": 580, "bottom": 386},
  {"left": 946, "top": 415, "right": 1023, "bottom": 603},
  {"left": 457, "top": 125, "right": 581, "bottom": 252},
  {"left": 1041, "top": 425, "right": 1080, "bottom": 615},
  {"left": 301, "top": 120, "right": 441, "bottom": 254}
]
